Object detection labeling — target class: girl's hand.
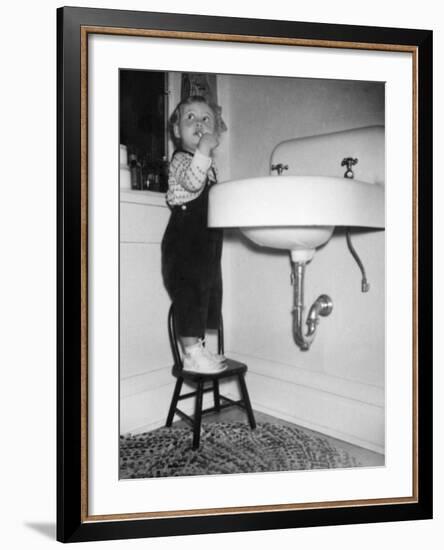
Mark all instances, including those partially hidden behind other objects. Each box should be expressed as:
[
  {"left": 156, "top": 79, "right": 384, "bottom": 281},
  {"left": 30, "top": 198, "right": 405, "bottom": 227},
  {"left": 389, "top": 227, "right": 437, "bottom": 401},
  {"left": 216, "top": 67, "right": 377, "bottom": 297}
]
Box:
[{"left": 198, "top": 133, "right": 219, "bottom": 156}]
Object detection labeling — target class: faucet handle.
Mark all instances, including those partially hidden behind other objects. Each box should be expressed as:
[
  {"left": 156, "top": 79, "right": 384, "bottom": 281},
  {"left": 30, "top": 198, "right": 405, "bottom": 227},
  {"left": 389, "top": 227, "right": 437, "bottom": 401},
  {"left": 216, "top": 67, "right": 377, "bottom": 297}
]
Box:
[
  {"left": 271, "top": 163, "right": 289, "bottom": 176},
  {"left": 341, "top": 157, "right": 358, "bottom": 179}
]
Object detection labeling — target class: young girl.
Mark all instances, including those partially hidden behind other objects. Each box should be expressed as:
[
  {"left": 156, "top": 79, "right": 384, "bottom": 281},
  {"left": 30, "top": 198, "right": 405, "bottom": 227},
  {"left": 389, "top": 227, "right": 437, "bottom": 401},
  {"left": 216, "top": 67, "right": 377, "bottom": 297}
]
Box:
[{"left": 161, "top": 95, "right": 227, "bottom": 374}]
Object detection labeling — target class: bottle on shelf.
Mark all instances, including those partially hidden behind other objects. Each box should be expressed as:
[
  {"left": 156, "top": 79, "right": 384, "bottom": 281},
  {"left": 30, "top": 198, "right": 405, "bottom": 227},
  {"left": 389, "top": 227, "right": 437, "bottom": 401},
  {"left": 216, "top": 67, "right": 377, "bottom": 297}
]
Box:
[{"left": 128, "top": 151, "right": 142, "bottom": 190}]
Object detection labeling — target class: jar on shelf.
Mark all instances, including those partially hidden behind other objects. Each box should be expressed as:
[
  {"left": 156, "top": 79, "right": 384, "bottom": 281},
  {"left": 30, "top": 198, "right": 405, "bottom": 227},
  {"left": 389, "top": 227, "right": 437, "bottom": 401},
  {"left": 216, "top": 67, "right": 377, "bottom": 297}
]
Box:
[{"left": 128, "top": 152, "right": 142, "bottom": 190}]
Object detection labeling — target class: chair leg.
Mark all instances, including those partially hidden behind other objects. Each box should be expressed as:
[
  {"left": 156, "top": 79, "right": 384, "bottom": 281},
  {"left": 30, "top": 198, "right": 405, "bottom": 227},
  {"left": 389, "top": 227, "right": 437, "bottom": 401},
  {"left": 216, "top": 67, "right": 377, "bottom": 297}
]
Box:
[
  {"left": 213, "top": 379, "right": 220, "bottom": 411},
  {"left": 166, "top": 378, "right": 184, "bottom": 427},
  {"left": 192, "top": 381, "right": 204, "bottom": 449},
  {"left": 238, "top": 374, "right": 256, "bottom": 429}
]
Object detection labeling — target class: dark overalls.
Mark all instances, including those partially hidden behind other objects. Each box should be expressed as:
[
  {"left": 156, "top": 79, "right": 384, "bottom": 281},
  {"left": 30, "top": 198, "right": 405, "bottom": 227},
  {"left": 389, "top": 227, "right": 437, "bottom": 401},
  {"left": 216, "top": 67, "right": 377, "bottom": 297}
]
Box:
[{"left": 161, "top": 152, "right": 223, "bottom": 338}]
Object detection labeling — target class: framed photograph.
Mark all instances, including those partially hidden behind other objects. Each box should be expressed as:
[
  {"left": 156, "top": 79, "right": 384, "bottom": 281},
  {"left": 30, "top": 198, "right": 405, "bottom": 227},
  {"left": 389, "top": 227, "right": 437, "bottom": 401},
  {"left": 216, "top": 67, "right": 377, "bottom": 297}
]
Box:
[{"left": 57, "top": 6, "right": 432, "bottom": 543}]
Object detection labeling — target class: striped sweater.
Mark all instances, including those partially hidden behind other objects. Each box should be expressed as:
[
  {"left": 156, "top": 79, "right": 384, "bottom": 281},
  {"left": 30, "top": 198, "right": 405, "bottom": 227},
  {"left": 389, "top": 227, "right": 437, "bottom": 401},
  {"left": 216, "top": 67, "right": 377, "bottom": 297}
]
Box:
[{"left": 166, "top": 149, "right": 218, "bottom": 206}]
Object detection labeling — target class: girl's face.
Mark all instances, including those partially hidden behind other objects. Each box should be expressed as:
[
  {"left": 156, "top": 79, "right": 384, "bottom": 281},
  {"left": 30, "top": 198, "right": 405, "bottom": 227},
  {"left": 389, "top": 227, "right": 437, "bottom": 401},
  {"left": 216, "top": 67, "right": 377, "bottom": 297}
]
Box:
[{"left": 174, "top": 101, "right": 216, "bottom": 152}]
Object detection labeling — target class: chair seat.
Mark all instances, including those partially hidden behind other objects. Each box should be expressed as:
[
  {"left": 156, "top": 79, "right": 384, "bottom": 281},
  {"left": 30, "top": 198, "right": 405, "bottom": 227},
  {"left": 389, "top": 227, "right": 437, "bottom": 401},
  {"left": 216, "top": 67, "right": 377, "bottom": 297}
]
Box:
[{"left": 172, "top": 358, "right": 247, "bottom": 381}]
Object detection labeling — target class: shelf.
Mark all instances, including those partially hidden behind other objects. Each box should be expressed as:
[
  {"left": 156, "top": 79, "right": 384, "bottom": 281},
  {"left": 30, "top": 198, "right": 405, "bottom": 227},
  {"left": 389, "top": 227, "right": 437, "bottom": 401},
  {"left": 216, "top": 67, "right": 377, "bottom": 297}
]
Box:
[{"left": 120, "top": 189, "right": 167, "bottom": 208}]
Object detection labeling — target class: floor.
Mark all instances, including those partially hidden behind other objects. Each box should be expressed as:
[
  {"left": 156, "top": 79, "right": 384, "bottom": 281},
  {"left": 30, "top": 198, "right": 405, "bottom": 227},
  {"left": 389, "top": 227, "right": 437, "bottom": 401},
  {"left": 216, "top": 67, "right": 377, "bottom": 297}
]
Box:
[{"left": 171, "top": 406, "right": 385, "bottom": 467}]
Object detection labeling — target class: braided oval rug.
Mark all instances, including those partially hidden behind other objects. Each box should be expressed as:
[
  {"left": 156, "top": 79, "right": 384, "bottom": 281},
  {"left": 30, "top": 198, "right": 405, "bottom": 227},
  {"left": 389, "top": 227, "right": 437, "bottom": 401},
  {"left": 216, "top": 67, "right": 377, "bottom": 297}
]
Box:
[{"left": 120, "top": 422, "right": 360, "bottom": 479}]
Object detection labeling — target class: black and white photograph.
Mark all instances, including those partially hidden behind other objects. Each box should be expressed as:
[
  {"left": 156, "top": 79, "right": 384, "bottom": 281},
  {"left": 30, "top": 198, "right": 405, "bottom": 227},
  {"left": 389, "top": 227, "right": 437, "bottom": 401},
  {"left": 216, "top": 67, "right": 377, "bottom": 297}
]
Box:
[{"left": 118, "top": 69, "right": 386, "bottom": 479}]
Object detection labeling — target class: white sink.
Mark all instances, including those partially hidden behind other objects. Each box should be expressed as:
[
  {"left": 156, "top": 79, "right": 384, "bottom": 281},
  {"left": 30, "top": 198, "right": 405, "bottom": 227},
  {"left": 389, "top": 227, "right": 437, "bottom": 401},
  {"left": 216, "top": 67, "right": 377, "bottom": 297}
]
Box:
[
  {"left": 241, "top": 225, "right": 335, "bottom": 262},
  {"left": 208, "top": 176, "right": 384, "bottom": 262}
]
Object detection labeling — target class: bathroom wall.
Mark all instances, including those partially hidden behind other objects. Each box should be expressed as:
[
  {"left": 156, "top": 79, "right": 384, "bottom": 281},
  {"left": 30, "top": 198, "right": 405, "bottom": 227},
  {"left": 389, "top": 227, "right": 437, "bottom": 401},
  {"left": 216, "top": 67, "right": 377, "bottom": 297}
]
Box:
[
  {"left": 217, "top": 75, "right": 385, "bottom": 452},
  {"left": 220, "top": 74, "right": 384, "bottom": 179}
]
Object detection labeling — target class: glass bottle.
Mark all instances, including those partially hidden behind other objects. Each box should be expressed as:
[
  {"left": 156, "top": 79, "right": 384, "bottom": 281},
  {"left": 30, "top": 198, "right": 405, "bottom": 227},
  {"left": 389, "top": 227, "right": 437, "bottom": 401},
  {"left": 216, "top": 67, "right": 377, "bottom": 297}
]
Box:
[{"left": 128, "top": 152, "right": 142, "bottom": 190}]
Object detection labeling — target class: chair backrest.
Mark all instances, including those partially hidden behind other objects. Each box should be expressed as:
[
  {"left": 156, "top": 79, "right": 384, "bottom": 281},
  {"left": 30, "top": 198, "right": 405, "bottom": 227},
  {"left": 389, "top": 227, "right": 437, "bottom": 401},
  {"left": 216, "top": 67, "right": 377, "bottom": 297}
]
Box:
[
  {"left": 167, "top": 305, "right": 182, "bottom": 368},
  {"left": 167, "top": 304, "right": 224, "bottom": 370}
]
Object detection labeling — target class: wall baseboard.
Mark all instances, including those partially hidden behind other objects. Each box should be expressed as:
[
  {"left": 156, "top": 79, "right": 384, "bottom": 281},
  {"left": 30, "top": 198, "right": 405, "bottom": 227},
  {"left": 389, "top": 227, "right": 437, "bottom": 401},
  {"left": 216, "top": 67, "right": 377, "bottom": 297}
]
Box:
[
  {"left": 120, "top": 366, "right": 230, "bottom": 435},
  {"left": 229, "top": 351, "right": 385, "bottom": 454}
]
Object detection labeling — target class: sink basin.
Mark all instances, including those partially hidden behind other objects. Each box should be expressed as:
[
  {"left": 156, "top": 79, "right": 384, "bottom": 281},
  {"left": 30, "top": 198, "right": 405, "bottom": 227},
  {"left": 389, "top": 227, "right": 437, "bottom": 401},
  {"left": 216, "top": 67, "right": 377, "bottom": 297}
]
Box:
[
  {"left": 208, "top": 176, "right": 384, "bottom": 262},
  {"left": 241, "top": 225, "right": 335, "bottom": 262}
]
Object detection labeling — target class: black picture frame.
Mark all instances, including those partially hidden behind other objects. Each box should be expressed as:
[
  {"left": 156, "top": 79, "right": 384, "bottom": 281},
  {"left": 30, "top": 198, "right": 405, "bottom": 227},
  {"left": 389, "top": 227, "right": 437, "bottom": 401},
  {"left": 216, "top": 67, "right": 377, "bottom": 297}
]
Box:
[{"left": 57, "top": 6, "right": 433, "bottom": 543}]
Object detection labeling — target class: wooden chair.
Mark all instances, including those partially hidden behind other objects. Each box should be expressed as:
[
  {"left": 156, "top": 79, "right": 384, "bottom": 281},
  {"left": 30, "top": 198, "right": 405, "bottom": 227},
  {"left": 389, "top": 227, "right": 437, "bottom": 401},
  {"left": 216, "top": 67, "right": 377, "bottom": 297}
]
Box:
[{"left": 165, "top": 305, "right": 256, "bottom": 449}]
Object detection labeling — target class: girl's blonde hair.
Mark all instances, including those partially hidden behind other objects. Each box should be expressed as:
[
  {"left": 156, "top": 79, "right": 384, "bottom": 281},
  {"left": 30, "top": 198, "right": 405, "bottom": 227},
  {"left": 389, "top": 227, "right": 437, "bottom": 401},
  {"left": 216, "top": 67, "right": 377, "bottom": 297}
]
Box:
[{"left": 169, "top": 95, "right": 227, "bottom": 148}]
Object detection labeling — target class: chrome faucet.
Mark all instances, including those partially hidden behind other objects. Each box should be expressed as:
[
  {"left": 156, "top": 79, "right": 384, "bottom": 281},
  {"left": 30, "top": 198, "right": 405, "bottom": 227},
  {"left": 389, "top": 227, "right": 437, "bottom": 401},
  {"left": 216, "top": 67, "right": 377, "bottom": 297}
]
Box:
[
  {"left": 341, "top": 157, "right": 358, "bottom": 179},
  {"left": 271, "top": 163, "right": 289, "bottom": 176}
]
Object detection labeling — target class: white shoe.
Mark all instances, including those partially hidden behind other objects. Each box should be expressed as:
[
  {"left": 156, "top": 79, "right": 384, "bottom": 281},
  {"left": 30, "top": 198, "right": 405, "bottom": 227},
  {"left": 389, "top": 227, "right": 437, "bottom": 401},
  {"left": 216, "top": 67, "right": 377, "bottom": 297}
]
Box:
[
  {"left": 187, "top": 339, "right": 226, "bottom": 364},
  {"left": 183, "top": 340, "right": 227, "bottom": 374},
  {"left": 203, "top": 342, "right": 226, "bottom": 365}
]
